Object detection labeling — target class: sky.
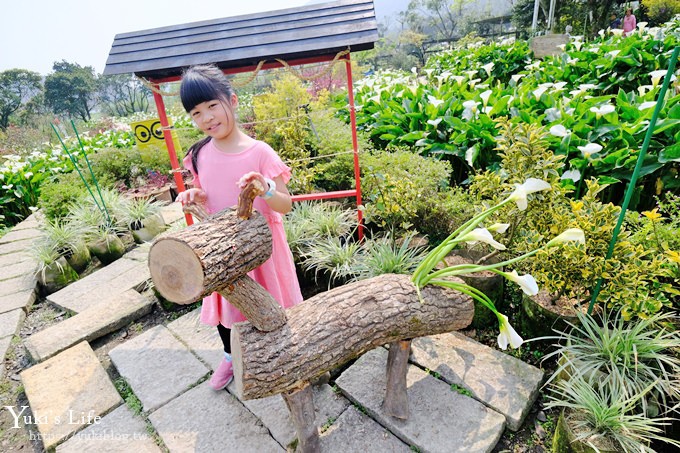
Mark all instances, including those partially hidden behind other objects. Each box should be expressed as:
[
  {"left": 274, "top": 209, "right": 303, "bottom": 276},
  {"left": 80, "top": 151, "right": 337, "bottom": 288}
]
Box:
[{"left": 0, "top": 0, "right": 329, "bottom": 76}]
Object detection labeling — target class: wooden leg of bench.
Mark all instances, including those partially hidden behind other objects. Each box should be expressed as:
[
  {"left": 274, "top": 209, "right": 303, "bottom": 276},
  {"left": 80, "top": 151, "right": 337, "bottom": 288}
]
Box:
[
  {"left": 283, "top": 382, "right": 320, "bottom": 453},
  {"left": 383, "top": 339, "right": 411, "bottom": 419}
]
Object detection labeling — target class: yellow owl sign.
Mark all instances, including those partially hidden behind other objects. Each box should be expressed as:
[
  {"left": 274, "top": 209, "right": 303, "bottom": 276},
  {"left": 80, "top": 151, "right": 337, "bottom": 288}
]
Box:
[{"left": 130, "top": 118, "right": 182, "bottom": 152}]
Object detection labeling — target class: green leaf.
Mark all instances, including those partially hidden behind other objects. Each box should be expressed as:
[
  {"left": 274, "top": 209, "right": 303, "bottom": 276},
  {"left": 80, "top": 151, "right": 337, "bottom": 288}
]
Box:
[{"left": 659, "top": 144, "right": 680, "bottom": 163}]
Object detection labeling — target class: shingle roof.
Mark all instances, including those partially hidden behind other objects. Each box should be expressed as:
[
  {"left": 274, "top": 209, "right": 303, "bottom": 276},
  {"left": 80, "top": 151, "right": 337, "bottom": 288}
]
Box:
[{"left": 103, "top": 0, "right": 378, "bottom": 79}]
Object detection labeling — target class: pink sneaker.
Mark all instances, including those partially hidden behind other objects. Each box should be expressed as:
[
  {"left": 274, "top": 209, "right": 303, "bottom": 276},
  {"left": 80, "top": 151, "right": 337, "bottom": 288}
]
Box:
[{"left": 209, "top": 358, "right": 233, "bottom": 391}]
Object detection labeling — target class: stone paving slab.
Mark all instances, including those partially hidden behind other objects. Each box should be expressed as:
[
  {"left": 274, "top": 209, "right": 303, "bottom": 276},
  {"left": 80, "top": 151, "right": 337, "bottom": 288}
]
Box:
[
  {"left": 336, "top": 347, "right": 506, "bottom": 453},
  {"left": 149, "top": 380, "right": 284, "bottom": 453},
  {"left": 0, "top": 308, "right": 25, "bottom": 339},
  {"left": 0, "top": 250, "right": 31, "bottom": 268},
  {"left": 0, "top": 289, "right": 37, "bottom": 314},
  {"left": 48, "top": 258, "right": 150, "bottom": 313},
  {"left": 123, "top": 242, "right": 152, "bottom": 263},
  {"left": 160, "top": 202, "right": 185, "bottom": 225},
  {"left": 0, "top": 258, "right": 38, "bottom": 282},
  {"left": 56, "top": 405, "right": 162, "bottom": 453},
  {"left": 0, "top": 274, "right": 37, "bottom": 298},
  {"left": 0, "top": 335, "right": 12, "bottom": 374},
  {"left": 166, "top": 308, "right": 223, "bottom": 371},
  {"left": 20, "top": 341, "right": 123, "bottom": 450},
  {"left": 228, "top": 383, "right": 350, "bottom": 448},
  {"left": 411, "top": 333, "right": 544, "bottom": 431},
  {"left": 0, "top": 227, "right": 43, "bottom": 244},
  {"left": 0, "top": 238, "right": 35, "bottom": 256},
  {"left": 25, "top": 290, "right": 154, "bottom": 362},
  {"left": 11, "top": 213, "right": 41, "bottom": 230},
  {"left": 320, "top": 405, "right": 412, "bottom": 452},
  {"left": 109, "top": 325, "right": 209, "bottom": 412}
]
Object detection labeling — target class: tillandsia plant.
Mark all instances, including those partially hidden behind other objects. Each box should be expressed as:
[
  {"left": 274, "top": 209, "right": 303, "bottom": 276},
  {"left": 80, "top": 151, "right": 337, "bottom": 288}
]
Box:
[{"left": 412, "top": 178, "right": 586, "bottom": 350}]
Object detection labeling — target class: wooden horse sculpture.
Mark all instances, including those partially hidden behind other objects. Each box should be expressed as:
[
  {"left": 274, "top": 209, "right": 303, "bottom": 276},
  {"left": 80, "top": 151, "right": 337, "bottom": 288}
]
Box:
[{"left": 148, "top": 183, "right": 474, "bottom": 452}]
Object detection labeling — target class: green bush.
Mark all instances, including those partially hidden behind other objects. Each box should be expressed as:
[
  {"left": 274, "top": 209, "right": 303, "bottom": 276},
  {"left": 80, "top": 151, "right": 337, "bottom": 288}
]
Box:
[
  {"left": 38, "top": 172, "right": 86, "bottom": 220},
  {"left": 360, "top": 147, "right": 452, "bottom": 232}
]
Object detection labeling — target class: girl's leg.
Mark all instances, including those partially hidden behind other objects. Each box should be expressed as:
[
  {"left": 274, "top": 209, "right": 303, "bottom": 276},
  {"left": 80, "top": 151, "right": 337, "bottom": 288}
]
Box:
[{"left": 210, "top": 324, "right": 234, "bottom": 391}]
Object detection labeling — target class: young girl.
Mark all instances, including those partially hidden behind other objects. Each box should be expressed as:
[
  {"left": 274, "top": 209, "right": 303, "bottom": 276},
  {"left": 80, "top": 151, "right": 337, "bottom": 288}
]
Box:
[
  {"left": 622, "top": 8, "right": 636, "bottom": 35},
  {"left": 176, "top": 65, "right": 303, "bottom": 391}
]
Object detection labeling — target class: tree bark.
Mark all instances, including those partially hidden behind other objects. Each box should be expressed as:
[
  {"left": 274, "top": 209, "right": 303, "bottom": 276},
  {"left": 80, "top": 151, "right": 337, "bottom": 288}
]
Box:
[
  {"left": 218, "top": 276, "right": 286, "bottom": 332},
  {"left": 148, "top": 207, "right": 271, "bottom": 304},
  {"left": 282, "top": 384, "right": 320, "bottom": 453},
  {"left": 383, "top": 340, "right": 411, "bottom": 419},
  {"left": 232, "top": 273, "right": 473, "bottom": 400}
]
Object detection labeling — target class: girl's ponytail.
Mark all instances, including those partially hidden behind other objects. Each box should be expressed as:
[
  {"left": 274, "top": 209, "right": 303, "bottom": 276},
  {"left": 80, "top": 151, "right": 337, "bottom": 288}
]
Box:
[{"left": 186, "top": 136, "right": 211, "bottom": 175}]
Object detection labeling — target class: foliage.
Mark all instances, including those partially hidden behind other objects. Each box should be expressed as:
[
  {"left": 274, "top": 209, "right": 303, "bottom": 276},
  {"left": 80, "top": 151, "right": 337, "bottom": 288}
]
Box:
[
  {"left": 120, "top": 197, "right": 164, "bottom": 230},
  {"left": 643, "top": 0, "right": 680, "bottom": 25},
  {"left": 402, "top": 0, "right": 462, "bottom": 41},
  {"left": 360, "top": 147, "right": 452, "bottom": 232},
  {"left": 38, "top": 218, "right": 89, "bottom": 259},
  {"left": 414, "top": 187, "right": 475, "bottom": 245},
  {"left": 543, "top": 309, "right": 680, "bottom": 452},
  {"left": 44, "top": 61, "right": 98, "bottom": 122},
  {"left": 353, "top": 231, "right": 428, "bottom": 280},
  {"left": 0, "top": 69, "right": 42, "bottom": 130},
  {"left": 301, "top": 235, "right": 363, "bottom": 287},
  {"left": 98, "top": 74, "right": 151, "bottom": 117}
]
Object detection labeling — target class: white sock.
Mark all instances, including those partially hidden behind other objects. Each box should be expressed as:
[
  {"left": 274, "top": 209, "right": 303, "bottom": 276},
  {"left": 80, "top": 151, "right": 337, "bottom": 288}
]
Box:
[{"left": 224, "top": 352, "right": 232, "bottom": 362}]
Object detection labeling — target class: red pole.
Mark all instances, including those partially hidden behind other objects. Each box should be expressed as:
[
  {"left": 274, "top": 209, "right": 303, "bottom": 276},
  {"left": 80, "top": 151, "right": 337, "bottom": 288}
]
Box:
[
  {"left": 344, "top": 54, "right": 364, "bottom": 240},
  {"left": 150, "top": 81, "right": 193, "bottom": 226}
]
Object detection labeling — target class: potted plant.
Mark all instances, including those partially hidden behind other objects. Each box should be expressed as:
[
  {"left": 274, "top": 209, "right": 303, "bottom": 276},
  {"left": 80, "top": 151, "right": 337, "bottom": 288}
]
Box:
[
  {"left": 39, "top": 219, "right": 91, "bottom": 273},
  {"left": 30, "top": 242, "right": 79, "bottom": 295},
  {"left": 121, "top": 197, "right": 166, "bottom": 243},
  {"left": 126, "top": 170, "right": 172, "bottom": 203}
]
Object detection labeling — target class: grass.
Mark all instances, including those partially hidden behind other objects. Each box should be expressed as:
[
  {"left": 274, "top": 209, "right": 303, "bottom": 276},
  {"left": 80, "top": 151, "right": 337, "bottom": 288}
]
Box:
[
  {"left": 450, "top": 383, "right": 473, "bottom": 397},
  {"left": 320, "top": 416, "right": 336, "bottom": 433},
  {"left": 114, "top": 377, "right": 143, "bottom": 415}
]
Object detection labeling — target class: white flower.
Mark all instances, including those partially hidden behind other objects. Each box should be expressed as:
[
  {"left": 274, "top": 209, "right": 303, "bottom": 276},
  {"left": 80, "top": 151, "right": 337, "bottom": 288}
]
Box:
[
  {"left": 590, "top": 104, "right": 615, "bottom": 118},
  {"left": 451, "top": 75, "right": 466, "bottom": 85},
  {"left": 572, "top": 40, "right": 583, "bottom": 51},
  {"left": 508, "top": 178, "right": 551, "bottom": 210},
  {"left": 561, "top": 169, "right": 581, "bottom": 182},
  {"left": 488, "top": 223, "right": 510, "bottom": 234},
  {"left": 608, "top": 50, "right": 621, "bottom": 58},
  {"left": 479, "top": 90, "right": 492, "bottom": 107},
  {"left": 464, "top": 70, "right": 477, "bottom": 79},
  {"left": 579, "top": 83, "right": 597, "bottom": 91},
  {"left": 547, "top": 228, "right": 586, "bottom": 247},
  {"left": 637, "top": 22, "right": 648, "bottom": 33},
  {"left": 557, "top": 44, "right": 566, "bottom": 51},
  {"left": 650, "top": 70, "right": 667, "bottom": 88},
  {"left": 427, "top": 118, "right": 442, "bottom": 127},
  {"left": 468, "top": 78, "right": 481, "bottom": 89},
  {"left": 511, "top": 74, "right": 525, "bottom": 84},
  {"left": 611, "top": 28, "right": 624, "bottom": 37},
  {"left": 497, "top": 314, "right": 523, "bottom": 350},
  {"left": 578, "top": 143, "right": 602, "bottom": 160},
  {"left": 482, "top": 62, "right": 494, "bottom": 76},
  {"left": 533, "top": 86, "right": 548, "bottom": 100},
  {"left": 525, "top": 61, "right": 541, "bottom": 71},
  {"left": 423, "top": 68, "right": 434, "bottom": 77},
  {"left": 24, "top": 172, "right": 33, "bottom": 179},
  {"left": 465, "top": 145, "right": 477, "bottom": 167},
  {"left": 505, "top": 270, "right": 539, "bottom": 296},
  {"left": 638, "top": 101, "right": 657, "bottom": 111},
  {"left": 545, "top": 108, "right": 562, "bottom": 122},
  {"left": 550, "top": 124, "right": 570, "bottom": 137},
  {"left": 428, "top": 95, "right": 445, "bottom": 108},
  {"left": 638, "top": 85, "right": 653, "bottom": 96},
  {"left": 459, "top": 228, "right": 506, "bottom": 250},
  {"left": 552, "top": 82, "right": 568, "bottom": 92}
]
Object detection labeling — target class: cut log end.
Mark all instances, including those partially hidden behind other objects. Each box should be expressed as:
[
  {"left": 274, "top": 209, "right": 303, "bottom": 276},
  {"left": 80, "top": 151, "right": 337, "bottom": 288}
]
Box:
[{"left": 149, "top": 238, "right": 205, "bottom": 304}]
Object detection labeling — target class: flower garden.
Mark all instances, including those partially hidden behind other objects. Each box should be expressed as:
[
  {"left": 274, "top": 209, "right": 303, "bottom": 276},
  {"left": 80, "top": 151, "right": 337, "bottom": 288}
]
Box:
[{"left": 2, "top": 15, "right": 680, "bottom": 452}]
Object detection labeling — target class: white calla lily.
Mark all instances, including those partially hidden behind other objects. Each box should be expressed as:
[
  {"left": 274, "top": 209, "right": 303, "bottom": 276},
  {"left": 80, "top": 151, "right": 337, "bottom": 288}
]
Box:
[
  {"left": 590, "top": 104, "right": 615, "bottom": 118},
  {"left": 488, "top": 223, "right": 510, "bottom": 234},
  {"left": 577, "top": 143, "right": 602, "bottom": 160},
  {"left": 459, "top": 228, "right": 506, "bottom": 250},
  {"left": 611, "top": 28, "right": 624, "bottom": 36},
  {"left": 511, "top": 74, "right": 524, "bottom": 83},
  {"left": 650, "top": 70, "right": 667, "bottom": 88},
  {"left": 561, "top": 169, "right": 581, "bottom": 182},
  {"left": 497, "top": 314, "right": 523, "bottom": 350},
  {"left": 482, "top": 62, "right": 494, "bottom": 76},
  {"left": 638, "top": 101, "right": 657, "bottom": 111},
  {"left": 428, "top": 95, "right": 445, "bottom": 108},
  {"left": 479, "top": 90, "right": 492, "bottom": 107},
  {"left": 533, "top": 86, "right": 548, "bottom": 100},
  {"left": 451, "top": 75, "right": 465, "bottom": 85},
  {"left": 547, "top": 228, "right": 586, "bottom": 247},
  {"left": 550, "top": 124, "right": 570, "bottom": 137},
  {"left": 504, "top": 270, "right": 539, "bottom": 296},
  {"left": 508, "top": 178, "right": 551, "bottom": 210}
]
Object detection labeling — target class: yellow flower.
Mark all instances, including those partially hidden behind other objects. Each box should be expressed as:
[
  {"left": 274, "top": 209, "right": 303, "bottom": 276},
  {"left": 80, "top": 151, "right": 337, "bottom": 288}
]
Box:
[
  {"left": 642, "top": 208, "right": 662, "bottom": 222},
  {"left": 570, "top": 201, "right": 584, "bottom": 212},
  {"left": 666, "top": 250, "right": 680, "bottom": 264}
]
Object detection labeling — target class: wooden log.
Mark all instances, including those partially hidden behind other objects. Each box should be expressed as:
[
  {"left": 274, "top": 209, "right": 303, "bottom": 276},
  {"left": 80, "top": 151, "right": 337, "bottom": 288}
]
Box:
[
  {"left": 232, "top": 273, "right": 474, "bottom": 400},
  {"left": 383, "top": 339, "right": 411, "bottom": 420},
  {"left": 282, "top": 383, "right": 320, "bottom": 453},
  {"left": 148, "top": 207, "right": 272, "bottom": 304},
  {"left": 218, "top": 276, "right": 287, "bottom": 332}
]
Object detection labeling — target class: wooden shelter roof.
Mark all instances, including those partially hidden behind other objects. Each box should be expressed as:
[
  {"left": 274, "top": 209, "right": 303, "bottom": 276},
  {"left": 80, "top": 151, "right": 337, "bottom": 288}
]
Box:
[{"left": 103, "top": 0, "right": 378, "bottom": 79}]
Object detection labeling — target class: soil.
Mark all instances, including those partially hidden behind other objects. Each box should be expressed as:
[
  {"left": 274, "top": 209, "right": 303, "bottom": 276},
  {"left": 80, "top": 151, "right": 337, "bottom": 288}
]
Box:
[{"left": 531, "top": 291, "right": 589, "bottom": 317}]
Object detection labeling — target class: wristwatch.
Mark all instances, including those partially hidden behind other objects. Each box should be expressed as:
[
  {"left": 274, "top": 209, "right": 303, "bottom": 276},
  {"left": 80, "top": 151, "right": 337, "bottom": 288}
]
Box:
[{"left": 262, "top": 178, "right": 276, "bottom": 200}]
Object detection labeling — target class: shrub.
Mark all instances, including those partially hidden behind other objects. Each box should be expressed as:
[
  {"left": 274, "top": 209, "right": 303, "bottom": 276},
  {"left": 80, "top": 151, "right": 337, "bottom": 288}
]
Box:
[{"left": 37, "top": 172, "right": 86, "bottom": 220}]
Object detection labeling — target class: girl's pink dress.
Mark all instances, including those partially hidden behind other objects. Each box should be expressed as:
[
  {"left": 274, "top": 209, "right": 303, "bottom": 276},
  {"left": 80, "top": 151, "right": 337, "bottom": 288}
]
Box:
[{"left": 183, "top": 139, "right": 303, "bottom": 328}]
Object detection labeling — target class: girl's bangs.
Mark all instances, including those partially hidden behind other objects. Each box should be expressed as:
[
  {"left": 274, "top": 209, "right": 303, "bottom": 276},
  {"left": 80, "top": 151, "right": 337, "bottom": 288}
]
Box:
[{"left": 180, "top": 75, "right": 223, "bottom": 112}]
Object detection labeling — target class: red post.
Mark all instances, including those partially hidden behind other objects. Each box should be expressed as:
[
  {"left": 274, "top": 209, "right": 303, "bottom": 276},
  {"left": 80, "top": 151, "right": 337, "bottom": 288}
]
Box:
[
  {"left": 344, "top": 54, "right": 364, "bottom": 240},
  {"left": 150, "top": 81, "right": 193, "bottom": 226}
]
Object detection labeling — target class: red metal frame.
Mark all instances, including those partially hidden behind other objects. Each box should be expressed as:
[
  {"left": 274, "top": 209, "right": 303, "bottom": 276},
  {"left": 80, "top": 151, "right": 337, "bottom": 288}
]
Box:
[{"left": 148, "top": 51, "right": 364, "bottom": 237}]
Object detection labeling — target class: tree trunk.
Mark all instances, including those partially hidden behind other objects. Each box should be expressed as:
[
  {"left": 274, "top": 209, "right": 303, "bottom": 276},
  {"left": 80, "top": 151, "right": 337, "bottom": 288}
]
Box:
[
  {"left": 231, "top": 273, "right": 473, "bottom": 400},
  {"left": 218, "top": 276, "right": 286, "bottom": 332},
  {"left": 148, "top": 208, "right": 272, "bottom": 304},
  {"left": 383, "top": 340, "right": 411, "bottom": 420},
  {"left": 282, "top": 384, "right": 320, "bottom": 453}
]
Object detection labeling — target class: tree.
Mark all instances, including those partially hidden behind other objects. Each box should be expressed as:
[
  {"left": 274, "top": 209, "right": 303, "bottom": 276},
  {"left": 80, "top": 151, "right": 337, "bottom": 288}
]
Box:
[
  {"left": 99, "top": 74, "right": 151, "bottom": 117},
  {"left": 512, "top": 0, "right": 616, "bottom": 36},
  {"left": 0, "top": 69, "right": 42, "bottom": 130},
  {"left": 404, "top": 0, "right": 467, "bottom": 41},
  {"left": 642, "top": 0, "right": 680, "bottom": 26},
  {"left": 44, "top": 61, "right": 98, "bottom": 121}
]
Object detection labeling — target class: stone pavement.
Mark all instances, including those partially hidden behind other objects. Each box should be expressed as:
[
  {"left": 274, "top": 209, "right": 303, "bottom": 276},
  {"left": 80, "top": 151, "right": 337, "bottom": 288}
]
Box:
[{"left": 2, "top": 205, "right": 545, "bottom": 452}]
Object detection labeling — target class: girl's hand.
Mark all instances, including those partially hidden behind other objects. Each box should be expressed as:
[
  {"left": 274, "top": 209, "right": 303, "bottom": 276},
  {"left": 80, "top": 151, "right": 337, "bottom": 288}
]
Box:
[
  {"left": 176, "top": 188, "right": 207, "bottom": 205},
  {"left": 237, "top": 171, "right": 266, "bottom": 189}
]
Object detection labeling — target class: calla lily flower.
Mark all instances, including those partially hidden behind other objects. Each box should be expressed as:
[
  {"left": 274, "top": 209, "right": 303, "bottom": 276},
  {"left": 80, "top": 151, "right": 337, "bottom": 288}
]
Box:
[
  {"left": 638, "top": 85, "right": 653, "bottom": 96},
  {"left": 611, "top": 28, "right": 624, "bottom": 36},
  {"left": 459, "top": 228, "right": 506, "bottom": 250},
  {"left": 590, "top": 104, "right": 615, "bottom": 118},
  {"left": 427, "top": 118, "right": 442, "bottom": 127},
  {"left": 487, "top": 223, "right": 510, "bottom": 234},
  {"left": 479, "top": 90, "right": 492, "bottom": 107},
  {"left": 428, "top": 95, "right": 445, "bottom": 108},
  {"left": 637, "top": 22, "right": 648, "bottom": 33},
  {"left": 550, "top": 125, "right": 570, "bottom": 137},
  {"left": 561, "top": 169, "right": 581, "bottom": 182},
  {"left": 504, "top": 270, "right": 539, "bottom": 296},
  {"left": 508, "top": 178, "right": 551, "bottom": 210},
  {"left": 451, "top": 75, "right": 465, "bottom": 85},
  {"left": 546, "top": 228, "right": 586, "bottom": 247},
  {"left": 608, "top": 50, "right": 621, "bottom": 58},
  {"left": 533, "top": 86, "right": 548, "bottom": 100},
  {"left": 511, "top": 74, "right": 525, "bottom": 83},
  {"left": 650, "top": 70, "right": 668, "bottom": 88},
  {"left": 639, "top": 101, "right": 657, "bottom": 111},
  {"left": 572, "top": 40, "right": 583, "bottom": 51},
  {"left": 464, "top": 70, "right": 477, "bottom": 80},
  {"left": 525, "top": 61, "right": 541, "bottom": 71},
  {"left": 497, "top": 314, "right": 523, "bottom": 350},
  {"left": 578, "top": 143, "right": 602, "bottom": 160},
  {"left": 482, "top": 62, "right": 494, "bottom": 76}
]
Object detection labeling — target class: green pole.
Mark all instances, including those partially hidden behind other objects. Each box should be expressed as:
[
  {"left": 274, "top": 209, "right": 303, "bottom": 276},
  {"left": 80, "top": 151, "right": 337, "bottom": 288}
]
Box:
[{"left": 588, "top": 46, "right": 680, "bottom": 315}]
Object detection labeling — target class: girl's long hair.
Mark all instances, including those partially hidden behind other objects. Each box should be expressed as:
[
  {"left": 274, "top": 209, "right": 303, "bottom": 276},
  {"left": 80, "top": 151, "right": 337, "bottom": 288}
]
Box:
[{"left": 180, "top": 65, "right": 235, "bottom": 174}]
